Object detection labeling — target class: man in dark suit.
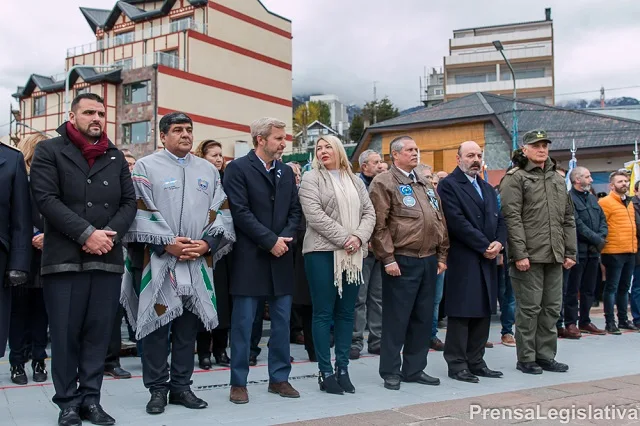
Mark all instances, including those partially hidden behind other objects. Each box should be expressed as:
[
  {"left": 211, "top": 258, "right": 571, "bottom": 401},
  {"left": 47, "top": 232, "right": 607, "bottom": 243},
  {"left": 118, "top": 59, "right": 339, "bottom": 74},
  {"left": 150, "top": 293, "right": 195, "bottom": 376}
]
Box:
[
  {"left": 224, "top": 117, "right": 302, "bottom": 404},
  {"left": 437, "top": 141, "right": 507, "bottom": 383},
  {"left": 30, "top": 93, "right": 137, "bottom": 426},
  {"left": 0, "top": 141, "right": 32, "bottom": 360}
]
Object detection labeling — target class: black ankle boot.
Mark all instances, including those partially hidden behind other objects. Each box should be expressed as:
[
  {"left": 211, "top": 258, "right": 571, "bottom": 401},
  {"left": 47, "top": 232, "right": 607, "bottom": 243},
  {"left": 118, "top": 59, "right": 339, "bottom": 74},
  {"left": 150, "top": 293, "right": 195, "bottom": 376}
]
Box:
[
  {"left": 318, "top": 372, "right": 344, "bottom": 395},
  {"left": 336, "top": 367, "right": 355, "bottom": 393}
]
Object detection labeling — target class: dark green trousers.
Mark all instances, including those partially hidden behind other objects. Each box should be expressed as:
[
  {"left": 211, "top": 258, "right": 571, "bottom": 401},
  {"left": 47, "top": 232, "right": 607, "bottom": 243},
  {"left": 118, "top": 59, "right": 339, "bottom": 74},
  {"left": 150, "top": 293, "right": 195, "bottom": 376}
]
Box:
[
  {"left": 304, "top": 251, "right": 360, "bottom": 374},
  {"left": 510, "top": 263, "right": 563, "bottom": 363}
]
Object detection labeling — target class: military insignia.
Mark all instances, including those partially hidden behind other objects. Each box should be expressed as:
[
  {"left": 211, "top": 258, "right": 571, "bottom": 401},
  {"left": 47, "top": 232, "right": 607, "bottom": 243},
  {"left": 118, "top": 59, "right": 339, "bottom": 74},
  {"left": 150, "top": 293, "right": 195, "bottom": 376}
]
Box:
[
  {"left": 426, "top": 188, "right": 439, "bottom": 211},
  {"left": 197, "top": 178, "right": 209, "bottom": 191},
  {"left": 536, "top": 131, "right": 545, "bottom": 138},
  {"left": 403, "top": 196, "right": 416, "bottom": 207},
  {"left": 399, "top": 185, "right": 413, "bottom": 196},
  {"left": 276, "top": 169, "right": 282, "bottom": 179},
  {"left": 427, "top": 189, "right": 436, "bottom": 197}
]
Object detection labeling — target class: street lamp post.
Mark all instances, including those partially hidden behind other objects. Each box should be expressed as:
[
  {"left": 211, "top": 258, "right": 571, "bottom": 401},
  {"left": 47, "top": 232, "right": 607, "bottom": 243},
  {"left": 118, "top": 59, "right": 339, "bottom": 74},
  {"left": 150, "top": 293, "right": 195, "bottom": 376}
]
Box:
[
  {"left": 64, "top": 64, "right": 117, "bottom": 120},
  {"left": 493, "top": 40, "right": 518, "bottom": 151}
]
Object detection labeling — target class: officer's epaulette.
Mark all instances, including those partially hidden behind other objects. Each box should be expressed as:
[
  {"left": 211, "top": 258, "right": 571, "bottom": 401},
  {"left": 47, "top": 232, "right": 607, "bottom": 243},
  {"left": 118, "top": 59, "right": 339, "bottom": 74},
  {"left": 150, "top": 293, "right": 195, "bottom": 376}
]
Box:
[
  {"left": 506, "top": 167, "right": 520, "bottom": 175},
  {"left": 0, "top": 140, "right": 20, "bottom": 151}
]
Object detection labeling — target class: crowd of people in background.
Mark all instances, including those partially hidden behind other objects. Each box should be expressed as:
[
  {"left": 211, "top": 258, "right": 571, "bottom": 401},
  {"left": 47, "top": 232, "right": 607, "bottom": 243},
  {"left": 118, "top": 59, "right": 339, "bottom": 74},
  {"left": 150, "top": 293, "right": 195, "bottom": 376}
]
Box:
[{"left": 2, "top": 92, "right": 640, "bottom": 426}]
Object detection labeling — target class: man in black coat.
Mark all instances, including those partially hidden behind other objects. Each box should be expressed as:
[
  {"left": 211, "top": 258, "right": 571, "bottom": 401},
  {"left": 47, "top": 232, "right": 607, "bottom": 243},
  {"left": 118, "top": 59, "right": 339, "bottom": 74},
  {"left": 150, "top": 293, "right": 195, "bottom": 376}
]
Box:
[
  {"left": 0, "top": 141, "right": 32, "bottom": 359},
  {"left": 224, "top": 117, "right": 302, "bottom": 404},
  {"left": 437, "top": 141, "right": 507, "bottom": 384},
  {"left": 30, "top": 93, "right": 136, "bottom": 426},
  {"left": 563, "top": 166, "right": 607, "bottom": 336}
]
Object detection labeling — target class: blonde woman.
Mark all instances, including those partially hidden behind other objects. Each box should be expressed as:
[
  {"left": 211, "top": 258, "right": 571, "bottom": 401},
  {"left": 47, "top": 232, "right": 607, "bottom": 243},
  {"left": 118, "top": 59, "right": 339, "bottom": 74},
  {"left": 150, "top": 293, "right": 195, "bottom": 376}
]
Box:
[
  {"left": 299, "top": 135, "right": 375, "bottom": 395},
  {"left": 10, "top": 134, "right": 49, "bottom": 385}
]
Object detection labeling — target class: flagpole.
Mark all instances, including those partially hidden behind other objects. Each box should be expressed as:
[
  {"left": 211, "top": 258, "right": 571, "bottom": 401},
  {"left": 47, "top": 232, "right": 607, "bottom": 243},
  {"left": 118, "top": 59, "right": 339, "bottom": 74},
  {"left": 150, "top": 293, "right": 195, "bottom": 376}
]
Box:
[{"left": 634, "top": 139, "right": 638, "bottom": 162}]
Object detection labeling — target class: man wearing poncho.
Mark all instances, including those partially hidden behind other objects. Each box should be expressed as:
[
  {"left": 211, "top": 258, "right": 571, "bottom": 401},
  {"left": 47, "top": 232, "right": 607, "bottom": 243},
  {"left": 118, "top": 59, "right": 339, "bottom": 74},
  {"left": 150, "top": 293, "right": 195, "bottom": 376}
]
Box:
[{"left": 121, "top": 113, "right": 234, "bottom": 415}]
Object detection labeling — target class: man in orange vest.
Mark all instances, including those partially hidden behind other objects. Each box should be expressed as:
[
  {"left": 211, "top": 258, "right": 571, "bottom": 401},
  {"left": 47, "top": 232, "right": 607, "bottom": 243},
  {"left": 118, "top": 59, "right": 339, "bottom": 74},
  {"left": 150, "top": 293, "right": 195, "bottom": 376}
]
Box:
[{"left": 598, "top": 170, "right": 639, "bottom": 334}]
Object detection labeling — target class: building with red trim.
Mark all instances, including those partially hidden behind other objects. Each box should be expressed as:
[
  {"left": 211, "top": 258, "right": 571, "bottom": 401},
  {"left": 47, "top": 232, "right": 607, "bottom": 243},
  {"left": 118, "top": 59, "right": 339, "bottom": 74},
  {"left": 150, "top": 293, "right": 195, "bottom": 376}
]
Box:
[{"left": 12, "top": 0, "right": 293, "bottom": 158}]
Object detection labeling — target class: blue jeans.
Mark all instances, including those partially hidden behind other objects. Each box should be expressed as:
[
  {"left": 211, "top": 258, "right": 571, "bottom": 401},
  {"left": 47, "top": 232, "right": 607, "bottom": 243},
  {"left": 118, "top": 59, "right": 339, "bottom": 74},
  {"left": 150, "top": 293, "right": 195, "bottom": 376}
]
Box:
[
  {"left": 497, "top": 263, "right": 515, "bottom": 335},
  {"left": 431, "top": 272, "right": 445, "bottom": 338},
  {"left": 601, "top": 253, "right": 635, "bottom": 324},
  {"left": 631, "top": 265, "right": 640, "bottom": 326}
]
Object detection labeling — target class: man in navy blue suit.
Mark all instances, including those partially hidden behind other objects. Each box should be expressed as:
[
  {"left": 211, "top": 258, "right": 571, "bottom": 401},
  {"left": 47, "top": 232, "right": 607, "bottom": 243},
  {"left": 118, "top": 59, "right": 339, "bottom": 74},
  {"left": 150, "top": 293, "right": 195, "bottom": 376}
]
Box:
[
  {"left": 224, "top": 117, "right": 302, "bottom": 404},
  {"left": 437, "top": 141, "right": 507, "bottom": 384},
  {"left": 0, "top": 141, "right": 32, "bottom": 359}
]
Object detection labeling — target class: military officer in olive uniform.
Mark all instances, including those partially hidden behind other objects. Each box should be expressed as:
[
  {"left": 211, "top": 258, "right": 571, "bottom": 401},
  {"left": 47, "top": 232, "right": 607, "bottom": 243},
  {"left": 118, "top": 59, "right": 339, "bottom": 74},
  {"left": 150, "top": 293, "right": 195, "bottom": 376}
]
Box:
[{"left": 500, "top": 130, "right": 577, "bottom": 375}]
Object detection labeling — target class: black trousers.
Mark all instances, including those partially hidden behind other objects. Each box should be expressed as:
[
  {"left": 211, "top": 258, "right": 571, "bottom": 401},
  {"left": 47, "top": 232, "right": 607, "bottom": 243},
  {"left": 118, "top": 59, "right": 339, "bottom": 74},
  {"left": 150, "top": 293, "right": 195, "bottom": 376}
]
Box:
[
  {"left": 379, "top": 255, "right": 436, "bottom": 380},
  {"left": 9, "top": 287, "right": 49, "bottom": 366},
  {"left": 443, "top": 316, "right": 490, "bottom": 373},
  {"left": 43, "top": 271, "right": 121, "bottom": 409},
  {"left": 196, "top": 327, "right": 229, "bottom": 358},
  {"left": 294, "top": 304, "right": 315, "bottom": 356},
  {"left": 565, "top": 256, "right": 600, "bottom": 326},
  {"left": 142, "top": 309, "right": 199, "bottom": 393},
  {"left": 105, "top": 305, "right": 125, "bottom": 370}
]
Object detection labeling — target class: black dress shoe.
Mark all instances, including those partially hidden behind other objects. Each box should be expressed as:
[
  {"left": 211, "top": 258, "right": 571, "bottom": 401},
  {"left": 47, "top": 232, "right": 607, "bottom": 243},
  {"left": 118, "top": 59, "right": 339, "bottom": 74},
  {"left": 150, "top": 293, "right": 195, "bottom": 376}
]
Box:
[
  {"left": 249, "top": 354, "right": 258, "bottom": 366},
  {"left": 516, "top": 361, "right": 543, "bottom": 375},
  {"left": 104, "top": 366, "right": 132, "bottom": 379},
  {"left": 169, "top": 390, "right": 208, "bottom": 409},
  {"left": 383, "top": 375, "right": 402, "bottom": 390},
  {"left": 448, "top": 370, "right": 479, "bottom": 383},
  {"left": 79, "top": 404, "right": 115, "bottom": 425},
  {"left": 405, "top": 371, "right": 440, "bottom": 386},
  {"left": 536, "top": 359, "right": 569, "bottom": 372},
  {"left": 618, "top": 320, "right": 640, "bottom": 331},
  {"left": 213, "top": 351, "right": 231, "bottom": 367},
  {"left": 146, "top": 390, "right": 168, "bottom": 415},
  {"left": 10, "top": 364, "right": 27, "bottom": 385},
  {"left": 349, "top": 348, "right": 360, "bottom": 360},
  {"left": 32, "top": 360, "right": 48, "bottom": 382},
  {"left": 470, "top": 367, "right": 503, "bottom": 378},
  {"left": 58, "top": 407, "right": 82, "bottom": 426},
  {"left": 198, "top": 357, "right": 212, "bottom": 370}
]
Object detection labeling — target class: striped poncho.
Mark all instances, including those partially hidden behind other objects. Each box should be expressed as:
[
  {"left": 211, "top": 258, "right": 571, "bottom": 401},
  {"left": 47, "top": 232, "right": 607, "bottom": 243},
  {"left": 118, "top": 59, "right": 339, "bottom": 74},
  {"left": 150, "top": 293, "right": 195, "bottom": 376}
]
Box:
[{"left": 121, "top": 150, "right": 235, "bottom": 339}]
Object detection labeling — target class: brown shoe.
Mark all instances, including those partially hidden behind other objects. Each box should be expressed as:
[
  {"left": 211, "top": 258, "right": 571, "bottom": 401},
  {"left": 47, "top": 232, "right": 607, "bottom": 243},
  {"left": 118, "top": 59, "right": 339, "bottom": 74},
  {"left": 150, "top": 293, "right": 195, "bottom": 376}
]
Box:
[
  {"left": 485, "top": 341, "right": 494, "bottom": 348},
  {"left": 501, "top": 333, "right": 516, "bottom": 347},
  {"left": 268, "top": 381, "right": 300, "bottom": 398},
  {"left": 430, "top": 337, "right": 444, "bottom": 351},
  {"left": 557, "top": 327, "right": 567, "bottom": 338},
  {"left": 564, "top": 324, "right": 582, "bottom": 339},
  {"left": 229, "top": 386, "right": 249, "bottom": 404},
  {"left": 579, "top": 323, "right": 606, "bottom": 335}
]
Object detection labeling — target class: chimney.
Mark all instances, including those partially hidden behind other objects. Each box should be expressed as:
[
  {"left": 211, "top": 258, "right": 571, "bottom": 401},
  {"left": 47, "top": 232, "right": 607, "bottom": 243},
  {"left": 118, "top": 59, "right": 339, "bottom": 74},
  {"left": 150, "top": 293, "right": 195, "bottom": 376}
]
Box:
[{"left": 545, "top": 8, "right": 551, "bottom": 21}]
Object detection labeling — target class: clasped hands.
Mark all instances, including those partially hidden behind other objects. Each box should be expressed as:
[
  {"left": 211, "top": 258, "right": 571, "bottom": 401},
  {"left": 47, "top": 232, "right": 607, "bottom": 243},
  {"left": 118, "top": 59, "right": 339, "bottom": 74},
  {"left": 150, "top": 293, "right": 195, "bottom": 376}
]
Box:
[
  {"left": 165, "top": 237, "right": 210, "bottom": 261},
  {"left": 483, "top": 241, "right": 503, "bottom": 260}
]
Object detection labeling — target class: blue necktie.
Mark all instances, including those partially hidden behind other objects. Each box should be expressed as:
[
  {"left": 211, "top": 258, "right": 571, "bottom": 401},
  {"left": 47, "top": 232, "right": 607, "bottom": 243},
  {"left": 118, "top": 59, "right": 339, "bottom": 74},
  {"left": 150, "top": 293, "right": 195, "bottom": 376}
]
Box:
[{"left": 472, "top": 179, "right": 483, "bottom": 200}]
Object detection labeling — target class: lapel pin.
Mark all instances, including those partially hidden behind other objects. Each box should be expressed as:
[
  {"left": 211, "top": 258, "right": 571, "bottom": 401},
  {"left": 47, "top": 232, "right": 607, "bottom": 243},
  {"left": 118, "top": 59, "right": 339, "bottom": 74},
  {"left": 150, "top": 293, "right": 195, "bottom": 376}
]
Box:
[{"left": 111, "top": 157, "right": 116, "bottom": 160}]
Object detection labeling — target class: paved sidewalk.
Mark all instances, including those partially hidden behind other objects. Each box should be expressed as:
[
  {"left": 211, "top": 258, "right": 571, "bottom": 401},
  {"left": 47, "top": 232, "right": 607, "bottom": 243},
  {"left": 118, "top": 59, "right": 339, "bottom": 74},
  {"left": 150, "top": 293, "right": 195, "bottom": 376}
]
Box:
[{"left": 0, "top": 312, "right": 639, "bottom": 425}]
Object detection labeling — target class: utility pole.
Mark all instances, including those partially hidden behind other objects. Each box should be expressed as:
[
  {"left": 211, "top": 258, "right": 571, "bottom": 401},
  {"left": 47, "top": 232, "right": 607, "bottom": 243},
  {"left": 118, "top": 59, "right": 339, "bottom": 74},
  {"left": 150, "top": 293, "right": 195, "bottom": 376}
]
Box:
[
  {"left": 600, "top": 86, "right": 605, "bottom": 108},
  {"left": 373, "top": 81, "right": 378, "bottom": 124}
]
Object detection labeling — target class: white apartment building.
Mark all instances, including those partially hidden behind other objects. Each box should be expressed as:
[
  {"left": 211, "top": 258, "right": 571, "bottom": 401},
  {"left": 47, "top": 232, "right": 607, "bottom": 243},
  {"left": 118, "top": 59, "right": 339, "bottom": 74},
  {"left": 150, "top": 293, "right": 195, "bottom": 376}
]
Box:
[
  {"left": 309, "top": 94, "right": 350, "bottom": 138},
  {"left": 444, "top": 8, "right": 554, "bottom": 105}
]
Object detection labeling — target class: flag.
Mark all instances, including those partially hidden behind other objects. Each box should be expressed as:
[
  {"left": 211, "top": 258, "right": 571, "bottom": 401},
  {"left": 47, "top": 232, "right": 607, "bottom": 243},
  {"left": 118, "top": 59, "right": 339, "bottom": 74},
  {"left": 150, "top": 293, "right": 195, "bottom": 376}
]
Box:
[
  {"left": 566, "top": 156, "right": 576, "bottom": 191},
  {"left": 302, "top": 151, "right": 313, "bottom": 173}
]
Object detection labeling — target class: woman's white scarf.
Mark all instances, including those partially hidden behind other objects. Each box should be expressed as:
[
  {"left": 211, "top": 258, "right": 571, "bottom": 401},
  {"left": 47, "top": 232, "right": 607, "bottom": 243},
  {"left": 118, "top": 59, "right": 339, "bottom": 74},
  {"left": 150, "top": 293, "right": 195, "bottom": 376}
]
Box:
[{"left": 328, "top": 170, "right": 363, "bottom": 296}]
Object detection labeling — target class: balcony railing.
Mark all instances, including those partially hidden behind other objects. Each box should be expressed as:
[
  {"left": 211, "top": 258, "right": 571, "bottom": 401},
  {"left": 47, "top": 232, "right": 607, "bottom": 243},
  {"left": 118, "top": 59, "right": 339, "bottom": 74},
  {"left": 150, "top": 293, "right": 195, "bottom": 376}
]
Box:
[{"left": 66, "top": 20, "right": 207, "bottom": 58}]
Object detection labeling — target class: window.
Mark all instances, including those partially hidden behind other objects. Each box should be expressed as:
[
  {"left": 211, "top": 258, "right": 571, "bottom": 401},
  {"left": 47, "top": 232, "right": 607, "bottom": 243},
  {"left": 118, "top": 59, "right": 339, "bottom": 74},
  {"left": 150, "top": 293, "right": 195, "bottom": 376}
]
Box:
[
  {"left": 157, "top": 50, "right": 180, "bottom": 69},
  {"left": 501, "top": 68, "right": 545, "bottom": 81},
  {"left": 114, "top": 58, "right": 133, "bottom": 71},
  {"left": 75, "top": 87, "right": 89, "bottom": 97},
  {"left": 434, "top": 89, "right": 444, "bottom": 96},
  {"left": 32, "top": 96, "right": 46, "bottom": 116},
  {"left": 170, "top": 16, "right": 193, "bottom": 33},
  {"left": 113, "top": 31, "right": 134, "bottom": 47},
  {"left": 455, "top": 72, "right": 496, "bottom": 84},
  {"left": 124, "top": 80, "right": 151, "bottom": 104},
  {"left": 123, "top": 121, "right": 151, "bottom": 144}
]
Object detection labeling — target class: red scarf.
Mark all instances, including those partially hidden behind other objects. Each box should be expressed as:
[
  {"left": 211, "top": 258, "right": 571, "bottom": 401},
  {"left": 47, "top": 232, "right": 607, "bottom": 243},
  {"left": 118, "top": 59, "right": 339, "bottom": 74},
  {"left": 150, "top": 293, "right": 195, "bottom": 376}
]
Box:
[{"left": 65, "top": 121, "right": 109, "bottom": 168}]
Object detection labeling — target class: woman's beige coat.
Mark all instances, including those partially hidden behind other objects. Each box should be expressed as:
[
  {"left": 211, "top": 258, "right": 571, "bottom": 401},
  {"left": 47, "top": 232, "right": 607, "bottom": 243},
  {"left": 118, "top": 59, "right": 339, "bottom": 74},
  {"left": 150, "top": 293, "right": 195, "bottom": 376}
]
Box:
[{"left": 298, "top": 169, "right": 376, "bottom": 255}]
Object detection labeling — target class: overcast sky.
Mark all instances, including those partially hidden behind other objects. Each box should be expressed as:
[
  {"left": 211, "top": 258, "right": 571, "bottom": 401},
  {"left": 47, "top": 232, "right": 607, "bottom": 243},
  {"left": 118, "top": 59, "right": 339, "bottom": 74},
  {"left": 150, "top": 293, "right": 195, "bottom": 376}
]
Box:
[{"left": 2, "top": 0, "right": 640, "bottom": 136}]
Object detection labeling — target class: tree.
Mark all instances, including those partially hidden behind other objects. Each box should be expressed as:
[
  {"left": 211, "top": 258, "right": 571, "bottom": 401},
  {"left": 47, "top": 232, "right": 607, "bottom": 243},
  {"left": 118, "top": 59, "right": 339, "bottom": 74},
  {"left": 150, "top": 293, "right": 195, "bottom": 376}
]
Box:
[
  {"left": 362, "top": 96, "right": 400, "bottom": 124},
  {"left": 311, "top": 101, "right": 331, "bottom": 127},
  {"left": 293, "top": 101, "right": 332, "bottom": 147},
  {"left": 349, "top": 114, "right": 364, "bottom": 142}
]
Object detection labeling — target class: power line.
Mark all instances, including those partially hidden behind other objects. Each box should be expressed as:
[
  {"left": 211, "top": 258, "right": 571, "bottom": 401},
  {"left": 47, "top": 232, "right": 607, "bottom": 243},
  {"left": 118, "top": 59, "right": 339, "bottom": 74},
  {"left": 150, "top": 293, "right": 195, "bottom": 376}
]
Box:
[{"left": 555, "top": 85, "right": 640, "bottom": 98}]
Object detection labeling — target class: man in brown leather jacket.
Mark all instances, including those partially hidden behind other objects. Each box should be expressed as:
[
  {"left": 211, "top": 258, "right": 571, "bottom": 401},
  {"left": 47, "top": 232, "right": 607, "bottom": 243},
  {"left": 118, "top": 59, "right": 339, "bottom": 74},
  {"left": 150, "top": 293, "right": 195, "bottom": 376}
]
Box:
[{"left": 369, "top": 136, "right": 449, "bottom": 391}]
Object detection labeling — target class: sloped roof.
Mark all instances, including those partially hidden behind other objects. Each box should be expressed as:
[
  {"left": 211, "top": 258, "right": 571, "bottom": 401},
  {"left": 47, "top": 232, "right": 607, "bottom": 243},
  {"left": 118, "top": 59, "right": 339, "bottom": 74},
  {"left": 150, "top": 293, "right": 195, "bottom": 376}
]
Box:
[
  {"left": 80, "top": 0, "right": 208, "bottom": 32},
  {"left": 12, "top": 68, "right": 122, "bottom": 99},
  {"left": 355, "top": 93, "right": 640, "bottom": 157},
  {"left": 294, "top": 120, "right": 338, "bottom": 138}
]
